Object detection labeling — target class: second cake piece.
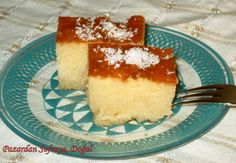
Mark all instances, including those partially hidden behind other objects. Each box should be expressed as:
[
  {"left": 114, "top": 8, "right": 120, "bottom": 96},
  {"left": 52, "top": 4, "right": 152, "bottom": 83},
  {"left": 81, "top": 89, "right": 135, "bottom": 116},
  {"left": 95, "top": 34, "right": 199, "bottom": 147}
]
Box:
[
  {"left": 88, "top": 44, "right": 178, "bottom": 126},
  {"left": 56, "top": 15, "right": 145, "bottom": 89}
]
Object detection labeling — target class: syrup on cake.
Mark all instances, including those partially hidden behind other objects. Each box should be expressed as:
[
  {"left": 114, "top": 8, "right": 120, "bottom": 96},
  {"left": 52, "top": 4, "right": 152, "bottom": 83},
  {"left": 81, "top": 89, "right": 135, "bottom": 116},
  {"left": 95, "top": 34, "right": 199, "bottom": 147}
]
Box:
[
  {"left": 88, "top": 44, "right": 178, "bottom": 126},
  {"left": 56, "top": 15, "right": 145, "bottom": 89}
]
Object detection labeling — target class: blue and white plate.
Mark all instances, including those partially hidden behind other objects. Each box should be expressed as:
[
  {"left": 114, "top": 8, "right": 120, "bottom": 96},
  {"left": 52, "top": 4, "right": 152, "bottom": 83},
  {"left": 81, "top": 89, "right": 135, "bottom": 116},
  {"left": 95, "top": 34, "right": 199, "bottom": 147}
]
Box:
[{"left": 0, "top": 26, "right": 234, "bottom": 158}]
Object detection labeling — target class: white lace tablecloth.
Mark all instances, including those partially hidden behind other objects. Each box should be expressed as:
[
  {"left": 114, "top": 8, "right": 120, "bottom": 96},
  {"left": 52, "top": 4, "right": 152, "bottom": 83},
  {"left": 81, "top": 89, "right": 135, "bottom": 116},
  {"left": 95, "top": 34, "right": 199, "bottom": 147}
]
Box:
[{"left": 0, "top": 0, "right": 236, "bottom": 162}]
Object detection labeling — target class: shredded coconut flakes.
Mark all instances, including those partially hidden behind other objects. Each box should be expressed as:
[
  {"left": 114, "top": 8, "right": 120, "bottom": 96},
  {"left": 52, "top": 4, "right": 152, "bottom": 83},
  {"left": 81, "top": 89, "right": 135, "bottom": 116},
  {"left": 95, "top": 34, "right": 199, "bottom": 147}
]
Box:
[
  {"left": 75, "top": 17, "right": 98, "bottom": 41},
  {"left": 99, "top": 47, "right": 160, "bottom": 69},
  {"left": 100, "top": 21, "right": 134, "bottom": 41},
  {"left": 75, "top": 17, "right": 135, "bottom": 41},
  {"left": 166, "top": 69, "right": 175, "bottom": 75},
  {"left": 124, "top": 48, "right": 160, "bottom": 69},
  {"left": 100, "top": 48, "right": 124, "bottom": 68}
]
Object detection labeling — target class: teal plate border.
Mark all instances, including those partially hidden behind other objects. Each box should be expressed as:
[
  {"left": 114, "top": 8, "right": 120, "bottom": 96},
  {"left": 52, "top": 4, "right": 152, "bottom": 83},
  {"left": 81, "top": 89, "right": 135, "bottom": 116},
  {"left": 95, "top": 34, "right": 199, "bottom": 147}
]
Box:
[{"left": 0, "top": 26, "right": 234, "bottom": 159}]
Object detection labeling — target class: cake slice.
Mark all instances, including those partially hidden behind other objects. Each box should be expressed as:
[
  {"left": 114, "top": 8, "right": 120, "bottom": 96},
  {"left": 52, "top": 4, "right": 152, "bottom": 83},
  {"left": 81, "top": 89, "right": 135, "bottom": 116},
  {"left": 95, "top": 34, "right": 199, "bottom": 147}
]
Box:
[
  {"left": 56, "top": 15, "right": 145, "bottom": 89},
  {"left": 88, "top": 44, "right": 178, "bottom": 126}
]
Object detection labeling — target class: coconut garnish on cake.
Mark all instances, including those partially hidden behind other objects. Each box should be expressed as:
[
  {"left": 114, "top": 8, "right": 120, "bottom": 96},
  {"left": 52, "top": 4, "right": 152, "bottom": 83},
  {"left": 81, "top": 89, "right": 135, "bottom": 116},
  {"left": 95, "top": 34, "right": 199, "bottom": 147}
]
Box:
[
  {"left": 75, "top": 17, "right": 137, "bottom": 41},
  {"left": 56, "top": 15, "right": 145, "bottom": 89},
  {"left": 100, "top": 47, "right": 160, "bottom": 69},
  {"left": 88, "top": 44, "right": 178, "bottom": 126}
]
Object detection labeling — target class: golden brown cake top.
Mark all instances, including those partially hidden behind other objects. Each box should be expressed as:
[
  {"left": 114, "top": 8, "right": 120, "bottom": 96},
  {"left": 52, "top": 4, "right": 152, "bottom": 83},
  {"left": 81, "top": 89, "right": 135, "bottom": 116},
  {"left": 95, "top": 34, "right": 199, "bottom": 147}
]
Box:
[
  {"left": 56, "top": 16, "right": 145, "bottom": 44},
  {"left": 88, "top": 44, "right": 178, "bottom": 84}
]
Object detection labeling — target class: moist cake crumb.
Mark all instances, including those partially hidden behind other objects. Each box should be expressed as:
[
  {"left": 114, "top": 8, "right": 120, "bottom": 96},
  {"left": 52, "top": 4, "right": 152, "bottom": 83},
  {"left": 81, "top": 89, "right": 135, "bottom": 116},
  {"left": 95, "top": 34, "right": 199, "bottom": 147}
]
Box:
[{"left": 88, "top": 44, "right": 178, "bottom": 126}]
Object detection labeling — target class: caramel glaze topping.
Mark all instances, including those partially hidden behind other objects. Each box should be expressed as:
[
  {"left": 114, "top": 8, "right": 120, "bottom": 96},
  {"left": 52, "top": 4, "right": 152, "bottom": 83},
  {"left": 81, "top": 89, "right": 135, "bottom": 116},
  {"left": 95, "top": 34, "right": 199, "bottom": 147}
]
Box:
[
  {"left": 88, "top": 44, "right": 178, "bottom": 84},
  {"left": 56, "top": 16, "right": 145, "bottom": 44}
]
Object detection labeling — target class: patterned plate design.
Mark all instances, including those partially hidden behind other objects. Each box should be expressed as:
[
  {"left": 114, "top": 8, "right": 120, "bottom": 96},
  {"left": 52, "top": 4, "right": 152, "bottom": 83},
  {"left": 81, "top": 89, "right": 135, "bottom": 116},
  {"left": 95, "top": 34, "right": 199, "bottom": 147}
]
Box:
[
  {"left": 0, "top": 26, "right": 234, "bottom": 158},
  {"left": 42, "top": 71, "right": 182, "bottom": 136}
]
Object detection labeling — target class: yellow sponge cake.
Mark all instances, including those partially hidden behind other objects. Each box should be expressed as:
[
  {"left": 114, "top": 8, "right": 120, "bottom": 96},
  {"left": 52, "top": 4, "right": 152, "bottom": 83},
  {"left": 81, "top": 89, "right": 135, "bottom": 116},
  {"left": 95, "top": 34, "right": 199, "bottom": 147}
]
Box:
[
  {"left": 88, "top": 44, "right": 178, "bottom": 126},
  {"left": 56, "top": 16, "right": 145, "bottom": 89}
]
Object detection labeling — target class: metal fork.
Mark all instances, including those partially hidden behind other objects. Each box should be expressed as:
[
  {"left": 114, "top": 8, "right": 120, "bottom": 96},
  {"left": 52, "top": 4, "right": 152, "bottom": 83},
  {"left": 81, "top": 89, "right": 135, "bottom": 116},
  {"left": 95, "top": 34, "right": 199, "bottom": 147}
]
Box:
[{"left": 173, "top": 84, "right": 236, "bottom": 107}]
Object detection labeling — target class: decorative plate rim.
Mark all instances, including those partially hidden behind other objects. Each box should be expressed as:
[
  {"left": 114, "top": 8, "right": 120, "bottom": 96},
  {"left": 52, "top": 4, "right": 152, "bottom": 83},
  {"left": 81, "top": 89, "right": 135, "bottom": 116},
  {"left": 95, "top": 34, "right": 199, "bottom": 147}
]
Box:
[{"left": 0, "top": 26, "right": 234, "bottom": 159}]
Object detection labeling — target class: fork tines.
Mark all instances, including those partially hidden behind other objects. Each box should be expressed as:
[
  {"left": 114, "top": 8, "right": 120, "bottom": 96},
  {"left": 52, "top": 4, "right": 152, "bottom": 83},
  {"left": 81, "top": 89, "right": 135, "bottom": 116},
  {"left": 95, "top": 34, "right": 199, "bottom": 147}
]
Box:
[{"left": 173, "top": 84, "right": 236, "bottom": 106}]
